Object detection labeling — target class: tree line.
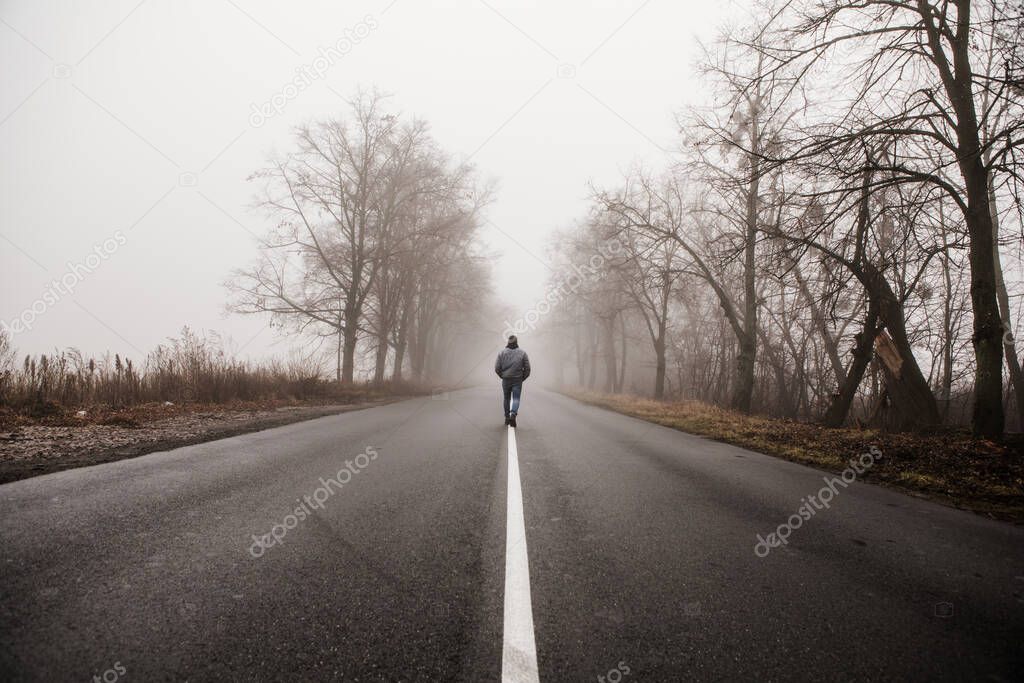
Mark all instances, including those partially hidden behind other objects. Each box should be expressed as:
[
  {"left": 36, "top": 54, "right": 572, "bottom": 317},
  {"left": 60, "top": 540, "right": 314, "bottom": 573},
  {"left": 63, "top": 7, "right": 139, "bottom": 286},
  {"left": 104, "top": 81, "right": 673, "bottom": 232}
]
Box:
[
  {"left": 229, "top": 90, "right": 493, "bottom": 385},
  {"left": 537, "top": 0, "right": 1023, "bottom": 437}
]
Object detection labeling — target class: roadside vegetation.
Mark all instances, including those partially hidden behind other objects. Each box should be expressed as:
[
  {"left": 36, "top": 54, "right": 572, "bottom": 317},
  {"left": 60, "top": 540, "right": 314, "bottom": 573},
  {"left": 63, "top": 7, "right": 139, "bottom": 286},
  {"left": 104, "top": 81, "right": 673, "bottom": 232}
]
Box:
[
  {"left": 567, "top": 389, "right": 1024, "bottom": 523},
  {"left": 0, "top": 327, "right": 425, "bottom": 430},
  {"left": 534, "top": 1, "right": 1024, "bottom": 443}
]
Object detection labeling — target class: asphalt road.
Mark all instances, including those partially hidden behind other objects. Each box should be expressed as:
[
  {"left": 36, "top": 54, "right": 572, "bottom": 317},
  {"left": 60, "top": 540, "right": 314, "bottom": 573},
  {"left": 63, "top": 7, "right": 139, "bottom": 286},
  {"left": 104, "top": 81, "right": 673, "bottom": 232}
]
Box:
[{"left": 1, "top": 387, "right": 1022, "bottom": 681}]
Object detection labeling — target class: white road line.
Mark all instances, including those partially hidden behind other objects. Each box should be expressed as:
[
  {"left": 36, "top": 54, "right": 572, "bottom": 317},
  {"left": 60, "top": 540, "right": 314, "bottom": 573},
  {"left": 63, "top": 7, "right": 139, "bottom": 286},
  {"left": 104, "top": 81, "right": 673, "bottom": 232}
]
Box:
[{"left": 502, "top": 426, "right": 540, "bottom": 683}]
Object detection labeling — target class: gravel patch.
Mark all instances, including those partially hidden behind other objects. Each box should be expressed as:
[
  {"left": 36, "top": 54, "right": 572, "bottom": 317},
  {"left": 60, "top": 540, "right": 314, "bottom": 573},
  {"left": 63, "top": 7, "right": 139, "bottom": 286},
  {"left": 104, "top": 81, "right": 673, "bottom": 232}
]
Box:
[{"left": 0, "top": 401, "right": 398, "bottom": 484}]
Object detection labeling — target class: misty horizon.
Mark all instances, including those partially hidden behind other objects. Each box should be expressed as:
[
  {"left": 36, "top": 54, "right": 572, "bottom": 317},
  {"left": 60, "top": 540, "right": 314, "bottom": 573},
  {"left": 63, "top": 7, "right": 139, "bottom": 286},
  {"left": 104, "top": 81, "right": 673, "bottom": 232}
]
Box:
[{"left": 2, "top": 0, "right": 735, "bottom": 369}]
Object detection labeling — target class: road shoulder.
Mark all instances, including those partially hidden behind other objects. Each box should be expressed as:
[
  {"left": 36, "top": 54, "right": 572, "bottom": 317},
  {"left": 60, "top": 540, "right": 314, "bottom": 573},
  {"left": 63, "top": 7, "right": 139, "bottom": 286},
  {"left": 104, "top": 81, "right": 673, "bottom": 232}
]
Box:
[
  {"left": 0, "top": 397, "right": 415, "bottom": 484},
  {"left": 562, "top": 388, "right": 1024, "bottom": 524}
]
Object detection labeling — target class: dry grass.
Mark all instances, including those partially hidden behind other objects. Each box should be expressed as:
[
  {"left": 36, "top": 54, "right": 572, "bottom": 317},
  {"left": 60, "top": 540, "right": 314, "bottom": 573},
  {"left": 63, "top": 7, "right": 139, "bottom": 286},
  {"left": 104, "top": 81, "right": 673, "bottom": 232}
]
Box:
[
  {"left": 0, "top": 327, "right": 429, "bottom": 427},
  {"left": 566, "top": 389, "right": 1024, "bottom": 523},
  {"left": 0, "top": 384, "right": 424, "bottom": 431}
]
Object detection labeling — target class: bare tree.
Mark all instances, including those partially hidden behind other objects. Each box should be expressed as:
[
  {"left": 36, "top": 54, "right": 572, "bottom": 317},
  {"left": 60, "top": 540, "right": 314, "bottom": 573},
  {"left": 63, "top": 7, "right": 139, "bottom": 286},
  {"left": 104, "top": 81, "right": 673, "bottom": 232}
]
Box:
[
  {"left": 757, "top": 0, "right": 1024, "bottom": 436},
  {"left": 684, "top": 21, "right": 801, "bottom": 412},
  {"left": 228, "top": 90, "right": 491, "bottom": 384}
]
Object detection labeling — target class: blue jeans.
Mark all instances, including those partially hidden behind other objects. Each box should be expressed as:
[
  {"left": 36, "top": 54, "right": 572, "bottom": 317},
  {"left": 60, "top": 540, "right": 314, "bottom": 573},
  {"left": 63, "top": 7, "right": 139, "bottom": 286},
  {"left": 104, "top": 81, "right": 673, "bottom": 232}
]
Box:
[{"left": 502, "top": 379, "right": 523, "bottom": 418}]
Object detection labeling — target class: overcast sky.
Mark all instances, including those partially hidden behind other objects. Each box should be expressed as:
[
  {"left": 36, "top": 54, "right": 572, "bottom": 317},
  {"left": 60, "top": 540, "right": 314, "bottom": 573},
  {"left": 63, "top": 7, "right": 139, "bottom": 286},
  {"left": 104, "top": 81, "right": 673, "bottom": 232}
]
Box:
[{"left": 1, "top": 0, "right": 739, "bottom": 361}]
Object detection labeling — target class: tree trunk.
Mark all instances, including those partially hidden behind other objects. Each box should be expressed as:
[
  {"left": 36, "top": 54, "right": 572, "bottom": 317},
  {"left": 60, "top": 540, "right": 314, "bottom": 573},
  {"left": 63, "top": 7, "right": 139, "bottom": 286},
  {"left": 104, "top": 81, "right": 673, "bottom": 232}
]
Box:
[
  {"left": 372, "top": 338, "right": 388, "bottom": 384},
  {"left": 990, "top": 183, "right": 1024, "bottom": 431},
  {"left": 342, "top": 331, "right": 358, "bottom": 383},
  {"left": 653, "top": 339, "right": 667, "bottom": 400},
  {"left": 602, "top": 315, "right": 617, "bottom": 393},
  {"left": 958, "top": 152, "right": 1004, "bottom": 435},
  {"left": 823, "top": 302, "right": 879, "bottom": 427},
  {"left": 938, "top": 200, "right": 955, "bottom": 420},
  {"left": 616, "top": 314, "right": 627, "bottom": 393},
  {"left": 794, "top": 265, "right": 846, "bottom": 386},
  {"left": 756, "top": 326, "right": 792, "bottom": 417},
  {"left": 392, "top": 342, "right": 405, "bottom": 382},
  {"left": 392, "top": 298, "right": 413, "bottom": 382},
  {"left": 653, "top": 317, "right": 667, "bottom": 399},
  {"left": 410, "top": 322, "right": 426, "bottom": 382},
  {"left": 335, "top": 329, "right": 342, "bottom": 382},
  {"left": 731, "top": 96, "right": 761, "bottom": 413},
  {"left": 861, "top": 262, "right": 940, "bottom": 428},
  {"left": 341, "top": 298, "right": 361, "bottom": 383},
  {"left": 920, "top": 0, "right": 1003, "bottom": 435},
  {"left": 963, "top": 171, "right": 1004, "bottom": 436},
  {"left": 732, "top": 333, "right": 756, "bottom": 412},
  {"left": 774, "top": 359, "right": 794, "bottom": 418},
  {"left": 392, "top": 332, "right": 406, "bottom": 383},
  {"left": 412, "top": 304, "right": 439, "bottom": 383},
  {"left": 586, "top": 322, "right": 598, "bottom": 389}
]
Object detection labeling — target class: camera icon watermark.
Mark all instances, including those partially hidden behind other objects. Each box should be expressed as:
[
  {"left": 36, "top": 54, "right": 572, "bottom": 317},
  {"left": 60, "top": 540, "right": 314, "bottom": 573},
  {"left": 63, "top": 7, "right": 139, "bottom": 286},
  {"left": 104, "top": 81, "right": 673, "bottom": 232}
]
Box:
[
  {"left": 934, "top": 601, "right": 954, "bottom": 618},
  {"left": 597, "top": 660, "right": 630, "bottom": 683},
  {"left": 557, "top": 63, "right": 577, "bottom": 79},
  {"left": 52, "top": 63, "right": 72, "bottom": 79},
  {"left": 91, "top": 661, "right": 126, "bottom": 683},
  {"left": 178, "top": 171, "right": 198, "bottom": 187},
  {"left": 431, "top": 389, "right": 450, "bottom": 401}
]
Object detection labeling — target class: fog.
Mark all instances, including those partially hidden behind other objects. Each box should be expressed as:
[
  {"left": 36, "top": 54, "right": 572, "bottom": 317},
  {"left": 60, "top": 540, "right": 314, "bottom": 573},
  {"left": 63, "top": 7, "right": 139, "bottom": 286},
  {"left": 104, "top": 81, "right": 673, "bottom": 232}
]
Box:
[
  {"left": 1, "top": 0, "right": 732, "bottom": 363},
  {"left": 6, "top": 0, "right": 1019, "bottom": 439}
]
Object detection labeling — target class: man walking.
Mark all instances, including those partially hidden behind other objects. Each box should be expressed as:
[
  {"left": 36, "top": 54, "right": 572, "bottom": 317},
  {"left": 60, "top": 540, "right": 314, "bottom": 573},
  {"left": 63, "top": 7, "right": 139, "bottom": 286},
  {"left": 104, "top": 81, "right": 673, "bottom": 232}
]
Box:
[{"left": 495, "top": 334, "right": 530, "bottom": 428}]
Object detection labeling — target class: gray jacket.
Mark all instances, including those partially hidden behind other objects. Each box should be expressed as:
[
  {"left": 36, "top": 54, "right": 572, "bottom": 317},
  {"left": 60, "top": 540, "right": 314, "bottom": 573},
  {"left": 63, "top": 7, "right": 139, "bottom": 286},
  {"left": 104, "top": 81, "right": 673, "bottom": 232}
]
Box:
[{"left": 495, "top": 346, "right": 531, "bottom": 381}]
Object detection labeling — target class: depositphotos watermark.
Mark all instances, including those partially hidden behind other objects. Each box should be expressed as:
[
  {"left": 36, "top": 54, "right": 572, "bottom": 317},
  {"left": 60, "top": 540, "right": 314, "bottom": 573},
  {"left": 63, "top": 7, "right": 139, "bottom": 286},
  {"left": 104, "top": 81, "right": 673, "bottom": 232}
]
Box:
[
  {"left": 248, "top": 15, "right": 378, "bottom": 128},
  {"left": 249, "top": 445, "right": 379, "bottom": 558},
  {"left": 91, "top": 661, "right": 126, "bottom": 683},
  {"left": 754, "top": 446, "right": 882, "bottom": 558},
  {"left": 503, "top": 237, "right": 622, "bottom": 337},
  {"left": 2, "top": 230, "right": 127, "bottom": 336}
]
